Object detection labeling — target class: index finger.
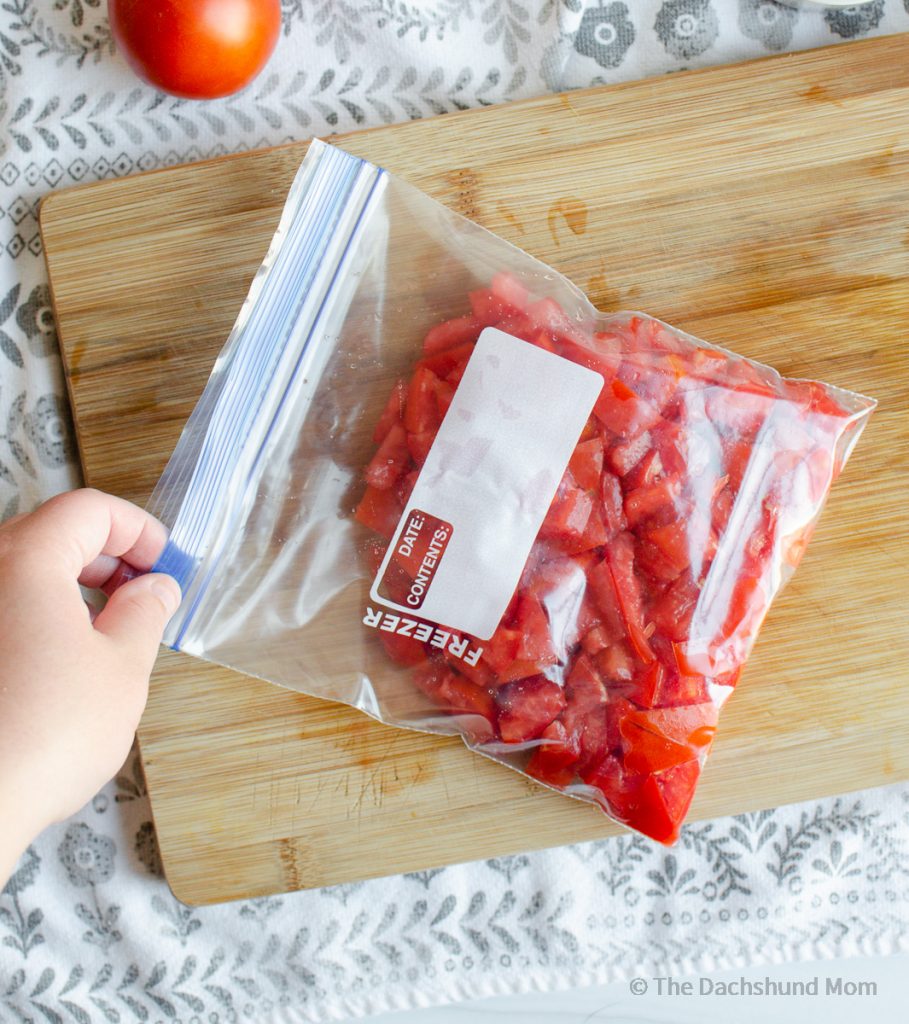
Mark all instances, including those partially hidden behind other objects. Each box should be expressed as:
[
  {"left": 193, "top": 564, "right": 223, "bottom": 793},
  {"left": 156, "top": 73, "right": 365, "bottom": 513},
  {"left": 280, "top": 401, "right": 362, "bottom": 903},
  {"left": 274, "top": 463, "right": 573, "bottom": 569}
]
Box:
[{"left": 12, "top": 488, "right": 170, "bottom": 576}]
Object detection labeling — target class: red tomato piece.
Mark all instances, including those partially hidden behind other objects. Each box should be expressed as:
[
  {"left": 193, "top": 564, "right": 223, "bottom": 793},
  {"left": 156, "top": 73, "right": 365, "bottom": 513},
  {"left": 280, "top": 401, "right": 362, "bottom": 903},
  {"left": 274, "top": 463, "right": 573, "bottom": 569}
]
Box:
[
  {"left": 354, "top": 485, "right": 404, "bottom": 539},
  {"left": 445, "top": 650, "right": 494, "bottom": 688},
  {"left": 364, "top": 422, "right": 411, "bottom": 490},
  {"left": 604, "top": 534, "right": 655, "bottom": 664},
  {"left": 395, "top": 469, "right": 420, "bottom": 507},
  {"left": 594, "top": 643, "right": 635, "bottom": 683},
  {"left": 496, "top": 677, "right": 566, "bottom": 743},
  {"left": 404, "top": 366, "right": 443, "bottom": 435},
  {"left": 623, "top": 476, "right": 682, "bottom": 530},
  {"left": 423, "top": 316, "right": 482, "bottom": 355},
  {"left": 649, "top": 572, "right": 700, "bottom": 642},
  {"left": 515, "top": 593, "right": 559, "bottom": 665},
  {"left": 407, "top": 430, "right": 435, "bottom": 467},
  {"left": 379, "top": 630, "right": 427, "bottom": 667},
  {"left": 600, "top": 472, "right": 628, "bottom": 538},
  {"left": 469, "top": 288, "right": 523, "bottom": 326},
  {"left": 491, "top": 271, "right": 531, "bottom": 311},
  {"left": 607, "top": 430, "right": 651, "bottom": 477},
  {"left": 653, "top": 759, "right": 702, "bottom": 837},
  {"left": 541, "top": 481, "right": 594, "bottom": 541},
  {"left": 419, "top": 341, "right": 476, "bottom": 378},
  {"left": 594, "top": 377, "right": 663, "bottom": 437},
  {"left": 437, "top": 675, "right": 496, "bottom": 726},
  {"left": 481, "top": 625, "right": 522, "bottom": 675},
  {"left": 526, "top": 296, "right": 571, "bottom": 334},
  {"left": 494, "top": 313, "right": 536, "bottom": 342},
  {"left": 526, "top": 720, "right": 581, "bottom": 788},
  {"left": 566, "top": 654, "right": 608, "bottom": 712},
  {"left": 581, "top": 624, "right": 612, "bottom": 656},
  {"left": 557, "top": 336, "right": 622, "bottom": 385},
  {"left": 568, "top": 437, "right": 604, "bottom": 492},
  {"left": 620, "top": 703, "right": 714, "bottom": 775},
  {"left": 644, "top": 520, "right": 692, "bottom": 577},
  {"left": 625, "top": 660, "right": 665, "bottom": 708},
  {"left": 372, "top": 380, "right": 407, "bottom": 444},
  {"left": 581, "top": 754, "right": 644, "bottom": 822}
]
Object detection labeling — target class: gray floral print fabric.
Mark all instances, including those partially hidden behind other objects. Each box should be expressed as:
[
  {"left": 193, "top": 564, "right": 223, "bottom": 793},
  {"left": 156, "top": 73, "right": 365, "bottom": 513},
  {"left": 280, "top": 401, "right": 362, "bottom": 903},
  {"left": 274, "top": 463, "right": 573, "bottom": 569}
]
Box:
[{"left": 1, "top": 2, "right": 908, "bottom": 1022}]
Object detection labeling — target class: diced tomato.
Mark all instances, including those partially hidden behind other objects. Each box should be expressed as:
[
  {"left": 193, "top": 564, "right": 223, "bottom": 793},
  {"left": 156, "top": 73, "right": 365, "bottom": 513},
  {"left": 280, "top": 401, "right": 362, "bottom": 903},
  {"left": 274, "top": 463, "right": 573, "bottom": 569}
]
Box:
[
  {"left": 372, "top": 380, "right": 407, "bottom": 444},
  {"left": 581, "top": 624, "right": 612, "bottom": 656},
  {"left": 354, "top": 484, "right": 404, "bottom": 539},
  {"left": 626, "top": 660, "right": 664, "bottom": 708},
  {"left": 515, "top": 593, "right": 558, "bottom": 665},
  {"left": 594, "top": 377, "right": 663, "bottom": 437},
  {"left": 491, "top": 271, "right": 530, "bottom": 311},
  {"left": 594, "top": 643, "right": 635, "bottom": 683},
  {"left": 404, "top": 365, "right": 442, "bottom": 435},
  {"left": 481, "top": 625, "right": 522, "bottom": 675},
  {"left": 558, "top": 504, "right": 609, "bottom": 555},
  {"left": 705, "top": 384, "right": 776, "bottom": 437},
  {"left": 569, "top": 437, "right": 604, "bottom": 492},
  {"left": 528, "top": 329, "right": 558, "bottom": 353},
  {"left": 561, "top": 702, "right": 610, "bottom": 774},
  {"left": 653, "top": 759, "right": 701, "bottom": 835},
  {"left": 566, "top": 654, "right": 608, "bottom": 712},
  {"left": 607, "top": 430, "right": 651, "bottom": 477},
  {"left": 423, "top": 315, "right": 482, "bottom": 355},
  {"left": 581, "top": 754, "right": 644, "bottom": 822},
  {"left": 437, "top": 675, "right": 496, "bottom": 726},
  {"left": 445, "top": 649, "right": 494, "bottom": 687},
  {"left": 434, "top": 378, "right": 455, "bottom": 420},
  {"left": 635, "top": 538, "right": 684, "bottom": 585},
  {"left": 525, "top": 720, "right": 581, "bottom": 788},
  {"left": 420, "top": 341, "right": 475, "bottom": 378},
  {"left": 407, "top": 430, "right": 435, "bottom": 467},
  {"left": 526, "top": 296, "right": 571, "bottom": 334},
  {"left": 362, "top": 538, "right": 387, "bottom": 575},
  {"left": 620, "top": 703, "right": 716, "bottom": 775},
  {"left": 712, "top": 484, "right": 735, "bottom": 535},
  {"left": 379, "top": 629, "right": 427, "bottom": 667},
  {"left": 395, "top": 468, "right": 420, "bottom": 507},
  {"left": 364, "top": 422, "right": 411, "bottom": 490},
  {"left": 656, "top": 670, "right": 710, "bottom": 708},
  {"left": 469, "top": 287, "right": 523, "bottom": 326},
  {"left": 618, "top": 354, "right": 679, "bottom": 411},
  {"left": 604, "top": 533, "right": 655, "bottom": 664},
  {"left": 649, "top": 572, "right": 700, "bottom": 642},
  {"left": 494, "top": 313, "right": 536, "bottom": 342},
  {"left": 557, "top": 336, "right": 621, "bottom": 385},
  {"left": 644, "top": 520, "right": 691, "bottom": 577},
  {"left": 624, "top": 476, "right": 682, "bottom": 530},
  {"left": 496, "top": 677, "right": 566, "bottom": 742},
  {"left": 623, "top": 447, "right": 665, "bottom": 490},
  {"left": 600, "top": 472, "right": 627, "bottom": 537},
  {"left": 541, "top": 481, "right": 594, "bottom": 541}
]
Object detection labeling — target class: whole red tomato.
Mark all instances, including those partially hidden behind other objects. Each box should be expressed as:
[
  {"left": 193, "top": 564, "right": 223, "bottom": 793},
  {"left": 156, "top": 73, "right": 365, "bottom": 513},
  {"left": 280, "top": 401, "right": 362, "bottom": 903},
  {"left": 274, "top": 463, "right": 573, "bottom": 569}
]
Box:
[{"left": 109, "top": 0, "right": 281, "bottom": 100}]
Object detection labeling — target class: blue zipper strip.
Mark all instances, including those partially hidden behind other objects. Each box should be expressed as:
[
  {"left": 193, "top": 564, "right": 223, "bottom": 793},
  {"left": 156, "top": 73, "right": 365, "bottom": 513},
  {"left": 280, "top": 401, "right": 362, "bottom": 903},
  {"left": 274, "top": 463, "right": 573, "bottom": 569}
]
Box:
[{"left": 151, "top": 143, "right": 379, "bottom": 645}]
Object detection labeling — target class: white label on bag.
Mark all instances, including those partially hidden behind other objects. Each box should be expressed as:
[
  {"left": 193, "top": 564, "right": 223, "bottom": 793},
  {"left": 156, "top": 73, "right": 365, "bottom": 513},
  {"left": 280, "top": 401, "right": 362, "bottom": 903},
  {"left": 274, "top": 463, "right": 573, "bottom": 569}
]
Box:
[{"left": 370, "top": 327, "right": 603, "bottom": 641}]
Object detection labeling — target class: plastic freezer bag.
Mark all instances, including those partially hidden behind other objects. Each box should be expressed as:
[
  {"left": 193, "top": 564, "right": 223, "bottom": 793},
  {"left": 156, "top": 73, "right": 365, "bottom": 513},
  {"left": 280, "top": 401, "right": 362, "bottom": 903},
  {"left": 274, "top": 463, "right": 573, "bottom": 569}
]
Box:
[{"left": 149, "top": 139, "right": 875, "bottom": 844}]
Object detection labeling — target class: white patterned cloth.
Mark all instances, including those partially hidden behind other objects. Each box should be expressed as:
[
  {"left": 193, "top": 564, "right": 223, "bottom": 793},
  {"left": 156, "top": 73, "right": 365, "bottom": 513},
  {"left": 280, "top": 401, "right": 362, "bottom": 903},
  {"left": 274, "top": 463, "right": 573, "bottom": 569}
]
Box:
[{"left": 1, "top": 2, "right": 908, "bottom": 1022}]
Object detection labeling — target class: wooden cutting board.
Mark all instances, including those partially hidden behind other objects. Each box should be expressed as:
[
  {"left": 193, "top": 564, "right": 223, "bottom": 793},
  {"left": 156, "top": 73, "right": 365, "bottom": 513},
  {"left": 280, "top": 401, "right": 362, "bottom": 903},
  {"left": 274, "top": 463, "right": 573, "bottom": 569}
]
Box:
[{"left": 41, "top": 35, "right": 909, "bottom": 906}]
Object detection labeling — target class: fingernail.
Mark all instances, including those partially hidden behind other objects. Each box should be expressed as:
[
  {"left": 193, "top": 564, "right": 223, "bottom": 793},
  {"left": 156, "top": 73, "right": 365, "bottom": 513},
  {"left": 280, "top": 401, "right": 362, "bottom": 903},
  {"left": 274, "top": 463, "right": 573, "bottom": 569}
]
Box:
[{"left": 151, "top": 575, "right": 182, "bottom": 617}]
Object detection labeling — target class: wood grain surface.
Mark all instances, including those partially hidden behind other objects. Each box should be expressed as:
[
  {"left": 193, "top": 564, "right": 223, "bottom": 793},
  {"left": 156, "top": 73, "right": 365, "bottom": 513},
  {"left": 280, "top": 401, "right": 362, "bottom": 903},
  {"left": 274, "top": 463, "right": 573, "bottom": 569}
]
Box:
[{"left": 40, "top": 35, "right": 909, "bottom": 905}]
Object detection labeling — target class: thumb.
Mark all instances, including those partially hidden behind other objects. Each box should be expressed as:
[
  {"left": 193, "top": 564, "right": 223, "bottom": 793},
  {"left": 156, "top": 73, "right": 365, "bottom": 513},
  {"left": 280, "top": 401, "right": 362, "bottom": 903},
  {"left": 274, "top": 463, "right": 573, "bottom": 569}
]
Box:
[{"left": 94, "top": 572, "right": 182, "bottom": 666}]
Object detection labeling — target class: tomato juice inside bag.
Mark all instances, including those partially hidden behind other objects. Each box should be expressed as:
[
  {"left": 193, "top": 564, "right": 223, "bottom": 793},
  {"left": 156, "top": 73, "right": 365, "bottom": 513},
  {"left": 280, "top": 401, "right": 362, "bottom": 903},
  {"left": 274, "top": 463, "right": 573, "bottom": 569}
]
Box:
[{"left": 149, "top": 140, "right": 875, "bottom": 845}]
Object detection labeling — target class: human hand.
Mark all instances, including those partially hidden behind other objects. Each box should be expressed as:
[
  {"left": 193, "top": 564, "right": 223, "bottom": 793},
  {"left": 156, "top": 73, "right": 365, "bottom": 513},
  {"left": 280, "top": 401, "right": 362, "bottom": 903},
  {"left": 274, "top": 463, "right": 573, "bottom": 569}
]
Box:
[{"left": 0, "top": 489, "right": 180, "bottom": 883}]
